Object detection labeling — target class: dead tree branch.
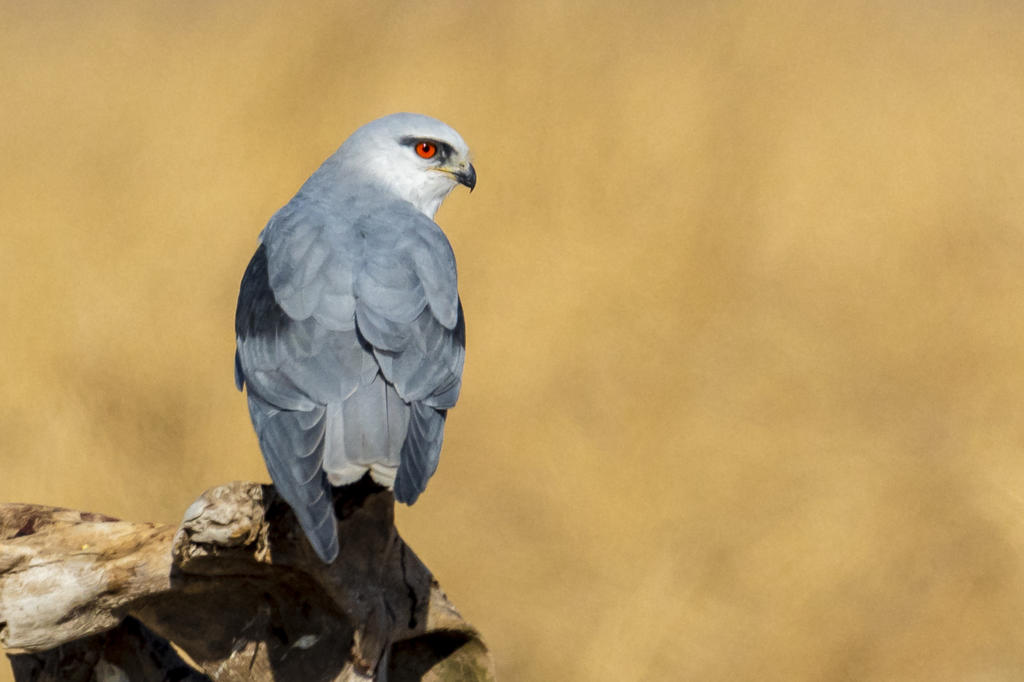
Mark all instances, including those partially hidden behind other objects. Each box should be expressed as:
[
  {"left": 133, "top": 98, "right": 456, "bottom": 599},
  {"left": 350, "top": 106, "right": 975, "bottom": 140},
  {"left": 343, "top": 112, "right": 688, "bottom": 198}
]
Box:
[{"left": 0, "top": 478, "right": 493, "bottom": 681}]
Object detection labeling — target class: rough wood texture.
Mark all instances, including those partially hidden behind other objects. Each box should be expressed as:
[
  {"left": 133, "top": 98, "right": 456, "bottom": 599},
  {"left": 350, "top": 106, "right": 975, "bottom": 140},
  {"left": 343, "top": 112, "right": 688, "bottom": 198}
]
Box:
[{"left": 0, "top": 478, "right": 494, "bottom": 681}]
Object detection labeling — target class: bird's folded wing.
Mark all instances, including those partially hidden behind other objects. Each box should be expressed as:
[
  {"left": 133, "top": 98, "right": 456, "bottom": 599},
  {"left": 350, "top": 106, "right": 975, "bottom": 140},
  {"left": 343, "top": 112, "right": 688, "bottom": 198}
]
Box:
[
  {"left": 235, "top": 242, "right": 373, "bottom": 409},
  {"left": 350, "top": 208, "right": 465, "bottom": 408},
  {"left": 247, "top": 392, "right": 339, "bottom": 562}
]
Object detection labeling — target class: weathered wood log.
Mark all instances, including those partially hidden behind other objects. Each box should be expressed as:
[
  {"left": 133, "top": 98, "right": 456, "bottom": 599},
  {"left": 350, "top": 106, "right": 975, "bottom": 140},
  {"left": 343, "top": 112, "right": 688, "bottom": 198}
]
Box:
[{"left": 0, "top": 477, "right": 494, "bottom": 681}]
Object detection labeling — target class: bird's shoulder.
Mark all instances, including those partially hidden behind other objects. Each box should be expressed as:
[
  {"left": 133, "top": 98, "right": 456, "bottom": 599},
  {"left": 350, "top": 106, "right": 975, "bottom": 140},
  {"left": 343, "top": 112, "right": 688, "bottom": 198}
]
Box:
[{"left": 261, "top": 192, "right": 459, "bottom": 329}]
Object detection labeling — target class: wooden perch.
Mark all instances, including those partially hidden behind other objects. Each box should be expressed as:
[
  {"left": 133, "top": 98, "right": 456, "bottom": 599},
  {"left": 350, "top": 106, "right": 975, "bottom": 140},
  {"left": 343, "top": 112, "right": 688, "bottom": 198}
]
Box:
[{"left": 0, "top": 478, "right": 494, "bottom": 681}]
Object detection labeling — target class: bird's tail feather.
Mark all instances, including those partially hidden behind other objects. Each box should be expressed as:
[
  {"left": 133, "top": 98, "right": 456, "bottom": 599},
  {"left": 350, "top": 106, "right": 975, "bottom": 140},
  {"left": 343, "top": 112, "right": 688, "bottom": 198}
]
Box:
[{"left": 322, "top": 375, "right": 408, "bottom": 487}]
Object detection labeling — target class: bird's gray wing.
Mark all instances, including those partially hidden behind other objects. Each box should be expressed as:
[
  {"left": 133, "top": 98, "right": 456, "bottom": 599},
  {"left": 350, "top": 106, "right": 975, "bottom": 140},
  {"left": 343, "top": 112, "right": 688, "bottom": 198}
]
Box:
[
  {"left": 246, "top": 392, "right": 337, "bottom": 561},
  {"left": 262, "top": 200, "right": 359, "bottom": 333},
  {"left": 234, "top": 233, "right": 371, "bottom": 563},
  {"left": 349, "top": 206, "right": 466, "bottom": 503}
]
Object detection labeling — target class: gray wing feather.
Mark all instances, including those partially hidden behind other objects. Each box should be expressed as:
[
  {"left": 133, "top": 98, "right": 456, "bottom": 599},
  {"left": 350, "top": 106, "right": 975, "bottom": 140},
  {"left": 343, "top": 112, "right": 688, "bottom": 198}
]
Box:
[
  {"left": 265, "top": 204, "right": 358, "bottom": 331},
  {"left": 409, "top": 227, "right": 459, "bottom": 329},
  {"left": 373, "top": 303, "right": 465, "bottom": 406},
  {"left": 394, "top": 402, "right": 446, "bottom": 504},
  {"left": 237, "top": 244, "right": 365, "bottom": 408},
  {"left": 246, "top": 393, "right": 338, "bottom": 562},
  {"left": 351, "top": 209, "right": 466, "bottom": 407},
  {"left": 235, "top": 244, "right": 346, "bottom": 561},
  {"left": 349, "top": 210, "right": 465, "bottom": 487}
]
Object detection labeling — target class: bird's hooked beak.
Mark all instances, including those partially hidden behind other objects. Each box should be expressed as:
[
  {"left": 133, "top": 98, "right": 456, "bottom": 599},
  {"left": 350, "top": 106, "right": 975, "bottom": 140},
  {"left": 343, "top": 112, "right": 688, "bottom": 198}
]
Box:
[
  {"left": 431, "top": 158, "right": 476, "bottom": 193},
  {"left": 455, "top": 162, "right": 476, "bottom": 192}
]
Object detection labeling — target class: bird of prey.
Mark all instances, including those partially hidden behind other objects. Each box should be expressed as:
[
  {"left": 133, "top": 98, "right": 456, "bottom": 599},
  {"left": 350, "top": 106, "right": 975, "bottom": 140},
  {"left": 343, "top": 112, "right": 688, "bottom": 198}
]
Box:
[{"left": 234, "top": 113, "right": 475, "bottom": 562}]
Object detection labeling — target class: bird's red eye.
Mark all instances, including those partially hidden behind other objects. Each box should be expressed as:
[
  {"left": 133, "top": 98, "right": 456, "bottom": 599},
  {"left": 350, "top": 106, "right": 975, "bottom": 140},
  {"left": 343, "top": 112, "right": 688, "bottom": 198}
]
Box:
[{"left": 416, "top": 141, "right": 437, "bottom": 159}]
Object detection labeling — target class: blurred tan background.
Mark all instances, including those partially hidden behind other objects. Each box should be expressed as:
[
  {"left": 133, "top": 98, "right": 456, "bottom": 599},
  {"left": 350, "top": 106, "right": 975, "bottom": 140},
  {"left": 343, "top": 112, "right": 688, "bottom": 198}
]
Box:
[{"left": 2, "top": 1, "right": 1024, "bottom": 679}]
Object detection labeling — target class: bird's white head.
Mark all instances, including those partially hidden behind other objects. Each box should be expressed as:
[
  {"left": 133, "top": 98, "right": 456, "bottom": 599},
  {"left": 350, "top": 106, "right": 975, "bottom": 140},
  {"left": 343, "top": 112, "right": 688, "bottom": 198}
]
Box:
[{"left": 332, "top": 112, "right": 476, "bottom": 218}]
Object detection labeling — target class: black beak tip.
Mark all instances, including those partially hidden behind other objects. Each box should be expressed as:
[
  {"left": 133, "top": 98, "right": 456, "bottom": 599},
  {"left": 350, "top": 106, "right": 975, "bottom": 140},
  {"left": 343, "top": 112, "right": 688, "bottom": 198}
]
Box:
[{"left": 458, "top": 163, "right": 477, "bottom": 192}]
